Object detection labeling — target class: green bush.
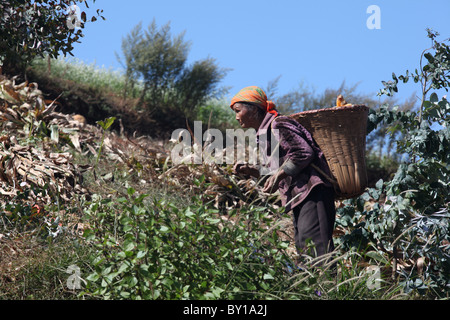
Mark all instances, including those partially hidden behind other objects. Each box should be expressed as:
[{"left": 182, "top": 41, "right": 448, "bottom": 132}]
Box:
[
  {"left": 336, "top": 30, "right": 450, "bottom": 297},
  {"left": 81, "top": 186, "right": 295, "bottom": 300},
  {"left": 195, "top": 98, "right": 239, "bottom": 132},
  {"left": 0, "top": 0, "right": 104, "bottom": 75}
]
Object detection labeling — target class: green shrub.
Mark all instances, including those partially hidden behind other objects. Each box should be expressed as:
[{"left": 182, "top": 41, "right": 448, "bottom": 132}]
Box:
[
  {"left": 81, "top": 186, "right": 295, "bottom": 300},
  {"left": 195, "top": 98, "right": 239, "bottom": 132},
  {"left": 336, "top": 30, "right": 450, "bottom": 298},
  {"left": 0, "top": 0, "right": 104, "bottom": 75}
]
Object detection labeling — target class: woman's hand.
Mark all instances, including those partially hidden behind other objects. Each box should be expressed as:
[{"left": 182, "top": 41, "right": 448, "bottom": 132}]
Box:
[
  {"left": 262, "top": 169, "right": 288, "bottom": 193},
  {"left": 233, "top": 162, "right": 260, "bottom": 178}
]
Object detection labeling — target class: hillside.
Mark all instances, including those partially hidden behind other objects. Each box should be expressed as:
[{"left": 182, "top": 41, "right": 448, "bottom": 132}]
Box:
[
  {"left": 1, "top": 69, "right": 447, "bottom": 299},
  {"left": 2, "top": 0, "right": 448, "bottom": 301},
  {"left": 25, "top": 66, "right": 190, "bottom": 140},
  {"left": 1, "top": 73, "right": 309, "bottom": 299}
]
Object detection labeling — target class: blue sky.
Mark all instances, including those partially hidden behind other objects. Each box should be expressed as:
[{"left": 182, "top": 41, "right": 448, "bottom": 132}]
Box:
[{"left": 70, "top": 0, "right": 450, "bottom": 105}]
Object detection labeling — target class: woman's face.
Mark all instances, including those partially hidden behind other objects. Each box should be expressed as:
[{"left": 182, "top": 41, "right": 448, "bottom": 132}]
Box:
[{"left": 232, "top": 103, "right": 261, "bottom": 129}]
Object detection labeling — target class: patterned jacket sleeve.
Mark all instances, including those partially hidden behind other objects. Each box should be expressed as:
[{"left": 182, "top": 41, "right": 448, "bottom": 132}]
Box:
[{"left": 271, "top": 116, "right": 315, "bottom": 176}]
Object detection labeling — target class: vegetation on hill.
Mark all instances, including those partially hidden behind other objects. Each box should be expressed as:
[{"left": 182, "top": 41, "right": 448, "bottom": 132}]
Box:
[{"left": 0, "top": 1, "right": 449, "bottom": 300}]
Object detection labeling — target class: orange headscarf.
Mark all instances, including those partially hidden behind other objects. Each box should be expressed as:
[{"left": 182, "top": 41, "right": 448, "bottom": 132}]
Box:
[{"left": 230, "top": 86, "right": 278, "bottom": 116}]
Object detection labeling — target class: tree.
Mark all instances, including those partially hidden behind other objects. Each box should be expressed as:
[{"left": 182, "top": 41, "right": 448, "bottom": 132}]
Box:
[
  {"left": 338, "top": 30, "right": 450, "bottom": 296},
  {"left": 0, "top": 0, "right": 104, "bottom": 76},
  {"left": 117, "top": 20, "right": 227, "bottom": 116}
]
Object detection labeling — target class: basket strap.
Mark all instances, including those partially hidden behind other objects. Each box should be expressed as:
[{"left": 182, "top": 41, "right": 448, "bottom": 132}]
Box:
[
  {"left": 310, "top": 163, "right": 339, "bottom": 190},
  {"left": 270, "top": 117, "right": 339, "bottom": 190}
]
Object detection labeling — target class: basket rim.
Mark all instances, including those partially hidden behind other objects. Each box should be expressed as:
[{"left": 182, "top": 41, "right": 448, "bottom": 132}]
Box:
[{"left": 291, "top": 104, "right": 368, "bottom": 117}]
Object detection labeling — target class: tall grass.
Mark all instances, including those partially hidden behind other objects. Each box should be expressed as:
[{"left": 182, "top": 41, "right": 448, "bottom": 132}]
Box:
[
  {"left": 31, "top": 57, "right": 136, "bottom": 96},
  {"left": 31, "top": 57, "right": 237, "bottom": 130}
]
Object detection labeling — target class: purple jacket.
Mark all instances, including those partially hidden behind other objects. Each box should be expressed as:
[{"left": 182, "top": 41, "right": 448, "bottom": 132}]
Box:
[{"left": 257, "top": 112, "right": 333, "bottom": 212}]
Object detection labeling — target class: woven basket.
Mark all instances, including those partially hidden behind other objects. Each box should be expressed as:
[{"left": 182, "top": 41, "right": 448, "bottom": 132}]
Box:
[{"left": 290, "top": 105, "right": 369, "bottom": 199}]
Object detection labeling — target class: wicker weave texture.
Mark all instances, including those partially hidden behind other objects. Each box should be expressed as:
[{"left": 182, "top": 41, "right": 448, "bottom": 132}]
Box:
[{"left": 290, "top": 105, "right": 369, "bottom": 199}]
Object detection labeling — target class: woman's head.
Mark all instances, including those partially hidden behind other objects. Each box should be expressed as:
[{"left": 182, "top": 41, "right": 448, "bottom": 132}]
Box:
[
  {"left": 230, "top": 86, "right": 278, "bottom": 128},
  {"left": 232, "top": 102, "right": 266, "bottom": 128}
]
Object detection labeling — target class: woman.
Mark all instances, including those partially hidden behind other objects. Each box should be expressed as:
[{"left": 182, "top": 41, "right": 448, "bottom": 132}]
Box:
[{"left": 230, "top": 86, "right": 336, "bottom": 259}]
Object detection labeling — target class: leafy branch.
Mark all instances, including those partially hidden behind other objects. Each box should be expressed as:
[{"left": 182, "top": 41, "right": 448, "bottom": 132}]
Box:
[
  {"left": 340, "top": 29, "right": 450, "bottom": 296},
  {"left": 95, "top": 116, "right": 116, "bottom": 166},
  {"left": 378, "top": 29, "right": 450, "bottom": 123}
]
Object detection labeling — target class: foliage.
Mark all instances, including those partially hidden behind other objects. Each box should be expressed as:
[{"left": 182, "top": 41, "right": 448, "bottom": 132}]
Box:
[
  {"left": 0, "top": 0, "right": 104, "bottom": 75},
  {"left": 79, "top": 184, "right": 407, "bottom": 300},
  {"left": 195, "top": 97, "right": 240, "bottom": 132},
  {"left": 0, "top": 231, "right": 91, "bottom": 299},
  {"left": 117, "top": 20, "right": 227, "bottom": 116},
  {"left": 30, "top": 46, "right": 230, "bottom": 138},
  {"left": 95, "top": 116, "right": 116, "bottom": 166},
  {"left": 81, "top": 186, "right": 296, "bottom": 299},
  {"left": 337, "top": 30, "right": 450, "bottom": 297},
  {"left": 31, "top": 57, "right": 128, "bottom": 94},
  {"left": 365, "top": 152, "right": 399, "bottom": 187},
  {"left": 0, "top": 184, "right": 59, "bottom": 240}
]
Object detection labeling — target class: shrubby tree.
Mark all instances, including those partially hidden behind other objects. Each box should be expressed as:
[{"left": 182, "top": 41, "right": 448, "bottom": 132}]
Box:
[
  {"left": 337, "top": 29, "right": 450, "bottom": 297},
  {"left": 0, "top": 0, "right": 104, "bottom": 75},
  {"left": 118, "top": 20, "right": 227, "bottom": 116}
]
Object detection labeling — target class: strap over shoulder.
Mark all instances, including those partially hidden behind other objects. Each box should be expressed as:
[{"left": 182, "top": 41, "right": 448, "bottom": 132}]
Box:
[{"left": 270, "top": 115, "right": 339, "bottom": 188}]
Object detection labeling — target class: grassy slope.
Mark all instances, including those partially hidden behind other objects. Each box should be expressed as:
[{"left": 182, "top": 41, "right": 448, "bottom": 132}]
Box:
[{"left": 0, "top": 60, "right": 411, "bottom": 300}]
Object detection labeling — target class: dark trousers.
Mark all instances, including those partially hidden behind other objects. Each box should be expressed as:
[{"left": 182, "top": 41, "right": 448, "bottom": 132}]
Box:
[{"left": 292, "top": 185, "right": 336, "bottom": 258}]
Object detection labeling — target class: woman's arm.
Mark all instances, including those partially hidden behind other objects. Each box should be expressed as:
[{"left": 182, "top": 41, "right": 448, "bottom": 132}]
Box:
[{"left": 272, "top": 118, "right": 315, "bottom": 175}]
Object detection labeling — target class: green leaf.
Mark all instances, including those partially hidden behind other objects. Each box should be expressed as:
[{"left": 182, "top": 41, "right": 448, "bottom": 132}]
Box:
[
  {"left": 207, "top": 218, "right": 221, "bottom": 224},
  {"left": 86, "top": 272, "right": 100, "bottom": 282},
  {"left": 375, "top": 179, "right": 384, "bottom": 190},
  {"left": 136, "top": 250, "right": 147, "bottom": 259},
  {"left": 184, "top": 209, "right": 195, "bottom": 218},
  {"left": 117, "top": 262, "right": 130, "bottom": 274},
  {"left": 263, "top": 273, "right": 274, "bottom": 280},
  {"left": 126, "top": 276, "right": 138, "bottom": 287},
  {"left": 211, "top": 286, "right": 225, "bottom": 297},
  {"left": 430, "top": 92, "right": 439, "bottom": 103},
  {"left": 123, "top": 239, "right": 136, "bottom": 252},
  {"left": 104, "top": 117, "right": 116, "bottom": 130},
  {"left": 365, "top": 251, "right": 389, "bottom": 264},
  {"left": 101, "top": 266, "right": 112, "bottom": 276},
  {"left": 424, "top": 52, "right": 434, "bottom": 63},
  {"left": 127, "top": 187, "right": 136, "bottom": 196},
  {"left": 97, "top": 117, "right": 116, "bottom": 130}
]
